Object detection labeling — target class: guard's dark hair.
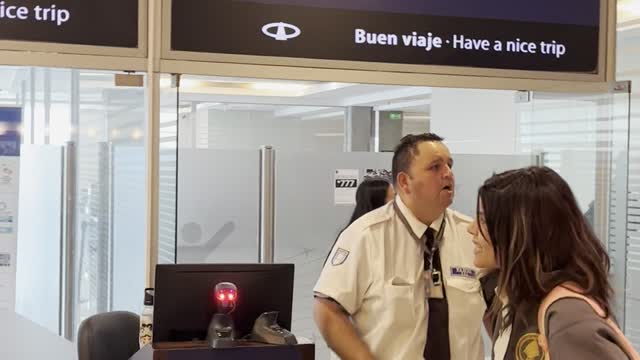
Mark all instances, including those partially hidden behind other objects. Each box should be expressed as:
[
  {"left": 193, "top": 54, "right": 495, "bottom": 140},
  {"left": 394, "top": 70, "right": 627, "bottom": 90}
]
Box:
[{"left": 392, "top": 133, "right": 444, "bottom": 184}]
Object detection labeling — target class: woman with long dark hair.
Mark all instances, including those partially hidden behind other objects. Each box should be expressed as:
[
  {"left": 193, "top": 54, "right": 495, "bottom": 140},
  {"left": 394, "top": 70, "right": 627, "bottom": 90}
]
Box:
[
  {"left": 468, "top": 166, "right": 638, "bottom": 360},
  {"left": 324, "top": 178, "right": 394, "bottom": 265},
  {"left": 347, "top": 178, "right": 394, "bottom": 225}
]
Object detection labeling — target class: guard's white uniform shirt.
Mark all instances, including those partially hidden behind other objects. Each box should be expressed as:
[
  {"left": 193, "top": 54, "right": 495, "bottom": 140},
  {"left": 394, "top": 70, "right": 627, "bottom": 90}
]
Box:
[{"left": 314, "top": 196, "right": 486, "bottom": 360}]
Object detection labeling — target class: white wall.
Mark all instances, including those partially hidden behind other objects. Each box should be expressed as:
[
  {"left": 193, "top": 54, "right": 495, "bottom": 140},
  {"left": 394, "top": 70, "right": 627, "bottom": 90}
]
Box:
[
  {"left": 200, "top": 109, "right": 345, "bottom": 152},
  {"left": 430, "top": 88, "right": 518, "bottom": 154}
]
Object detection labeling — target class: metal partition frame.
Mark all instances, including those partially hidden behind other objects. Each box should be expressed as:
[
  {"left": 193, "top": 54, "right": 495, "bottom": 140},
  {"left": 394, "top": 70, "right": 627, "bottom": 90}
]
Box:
[{"left": 259, "top": 146, "right": 276, "bottom": 264}]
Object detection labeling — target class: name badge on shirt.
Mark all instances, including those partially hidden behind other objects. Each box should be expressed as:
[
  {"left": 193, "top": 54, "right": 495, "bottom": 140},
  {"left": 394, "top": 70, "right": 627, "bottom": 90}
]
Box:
[
  {"left": 425, "top": 270, "right": 444, "bottom": 299},
  {"left": 450, "top": 266, "right": 476, "bottom": 279}
]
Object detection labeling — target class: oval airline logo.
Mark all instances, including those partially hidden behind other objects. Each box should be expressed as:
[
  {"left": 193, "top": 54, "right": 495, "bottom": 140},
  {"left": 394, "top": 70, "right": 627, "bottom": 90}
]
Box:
[{"left": 261, "top": 22, "right": 301, "bottom": 41}]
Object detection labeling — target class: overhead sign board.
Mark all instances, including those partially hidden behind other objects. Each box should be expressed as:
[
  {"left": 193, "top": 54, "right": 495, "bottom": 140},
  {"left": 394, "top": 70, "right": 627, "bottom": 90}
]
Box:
[
  {"left": 0, "top": 0, "right": 141, "bottom": 50},
  {"left": 169, "top": 0, "right": 604, "bottom": 77}
]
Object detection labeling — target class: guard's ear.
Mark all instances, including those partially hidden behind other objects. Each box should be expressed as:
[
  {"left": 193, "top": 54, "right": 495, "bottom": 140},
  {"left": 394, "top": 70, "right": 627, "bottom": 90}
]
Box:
[{"left": 396, "top": 171, "right": 411, "bottom": 195}]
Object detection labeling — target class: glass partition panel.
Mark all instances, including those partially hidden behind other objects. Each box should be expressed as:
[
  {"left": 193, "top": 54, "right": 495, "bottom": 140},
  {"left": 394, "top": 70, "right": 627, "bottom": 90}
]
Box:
[
  {"left": 0, "top": 66, "right": 148, "bottom": 341},
  {"left": 73, "top": 71, "right": 147, "bottom": 336},
  {"left": 170, "top": 73, "right": 635, "bottom": 357},
  {"left": 627, "top": 93, "right": 640, "bottom": 348},
  {"left": 518, "top": 88, "right": 632, "bottom": 341},
  {"left": 158, "top": 74, "right": 179, "bottom": 265},
  {"left": 15, "top": 144, "right": 63, "bottom": 334},
  {"left": 177, "top": 149, "right": 260, "bottom": 263},
  {"left": 617, "top": 16, "right": 640, "bottom": 349},
  {"left": 111, "top": 145, "right": 146, "bottom": 312}
]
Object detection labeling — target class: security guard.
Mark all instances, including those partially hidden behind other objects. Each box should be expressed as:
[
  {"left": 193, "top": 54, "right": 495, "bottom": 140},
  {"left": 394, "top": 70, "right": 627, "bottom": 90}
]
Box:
[{"left": 313, "top": 133, "right": 486, "bottom": 360}]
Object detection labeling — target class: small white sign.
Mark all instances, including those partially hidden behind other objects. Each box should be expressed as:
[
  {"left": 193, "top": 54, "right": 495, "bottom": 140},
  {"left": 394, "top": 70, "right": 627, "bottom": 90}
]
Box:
[
  {"left": 0, "top": 107, "right": 21, "bottom": 310},
  {"left": 0, "top": 158, "right": 19, "bottom": 193},
  {"left": 0, "top": 253, "right": 9, "bottom": 268},
  {"left": 364, "top": 168, "right": 392, "bottom": 181},
  {"left": 334, "top": 169, "right": 359, "bottom": 205}
]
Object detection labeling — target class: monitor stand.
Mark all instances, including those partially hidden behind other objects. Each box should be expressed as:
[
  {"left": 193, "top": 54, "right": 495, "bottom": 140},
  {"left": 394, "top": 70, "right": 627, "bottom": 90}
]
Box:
[{"left": 206, "top": 313, "right": 236, "bottom": 348}]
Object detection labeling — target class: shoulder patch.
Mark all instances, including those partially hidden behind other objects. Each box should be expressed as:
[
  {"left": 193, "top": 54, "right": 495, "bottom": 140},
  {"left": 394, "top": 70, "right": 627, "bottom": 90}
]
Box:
[
  {"left": 331, "top": 248, "right": 350, "bottom": 266},
  {"left": 515, "top": 332, "right": 544, "bottom": 360}
]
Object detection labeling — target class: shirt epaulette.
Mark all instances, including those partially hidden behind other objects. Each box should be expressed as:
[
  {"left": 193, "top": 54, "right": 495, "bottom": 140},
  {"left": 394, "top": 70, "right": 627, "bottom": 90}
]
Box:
[
  {"left": 449, "top": 209, "right": 473, "bottom": 224},
  {"left": 349, "top": 201, "right": 395, "bottom": 232}
]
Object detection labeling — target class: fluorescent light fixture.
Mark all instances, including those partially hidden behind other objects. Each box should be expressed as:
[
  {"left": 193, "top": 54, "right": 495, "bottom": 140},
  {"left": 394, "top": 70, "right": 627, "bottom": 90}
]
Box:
[
  {"left": 619, "top": 0, "right": 640, "bottom": 15},
  {"left": 300, "top": 110, "right": 345, "bottom": 121},
  {"left": 131, "top": 128, "right": 144, "bottom": 140},
  {"left": 403, "top": 115, "right": 430, "bottom": 120},
  {"left": 373, "top": 98, "right": 431, "bottom": 112},
  {"left": 196, "top": 102, "right": 222, "bottom": 110},
  {"left": 180, "top": 79, "right": 201, "bottom": 88},
  {"left": 250, "top": 82, "right": 308, "bottom": 92},
  {"left": 314, "top": 132, "right": 344, "bottom": 137},
  {"left": 618, "top": 20, "right": 640, "bottom": 31}
]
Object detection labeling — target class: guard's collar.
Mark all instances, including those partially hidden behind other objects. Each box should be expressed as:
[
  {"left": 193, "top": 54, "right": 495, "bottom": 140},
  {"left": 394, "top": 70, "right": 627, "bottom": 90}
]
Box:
[{"left": 395, "top": 195, "right": 445, "bottom": 239}]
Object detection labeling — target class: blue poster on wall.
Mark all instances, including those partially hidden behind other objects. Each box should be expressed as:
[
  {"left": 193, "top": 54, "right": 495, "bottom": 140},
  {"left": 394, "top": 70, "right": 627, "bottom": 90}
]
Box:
[
  {"left": 0, "top": 107, "right": 22, "bottom": 157},
  {"left": 0, "top": 106, "right": 22, "bottom": 310}
]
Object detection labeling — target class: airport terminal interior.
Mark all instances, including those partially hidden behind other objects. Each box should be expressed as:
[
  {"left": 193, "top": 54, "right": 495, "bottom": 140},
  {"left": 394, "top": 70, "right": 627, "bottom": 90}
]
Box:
[{"left": 1, "top": 0, "right": 640, "bottom": 359}]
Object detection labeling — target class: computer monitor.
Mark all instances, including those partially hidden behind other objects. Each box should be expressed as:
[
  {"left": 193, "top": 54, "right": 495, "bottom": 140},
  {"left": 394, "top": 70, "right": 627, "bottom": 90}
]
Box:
[{"left": 153, "top": 263, "right": 295, "bottom": 343}]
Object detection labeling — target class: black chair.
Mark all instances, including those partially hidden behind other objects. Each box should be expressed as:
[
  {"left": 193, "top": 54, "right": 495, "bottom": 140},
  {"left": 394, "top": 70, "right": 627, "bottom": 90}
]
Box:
[{"left": 77, "top": 311, "right": 140, "bottom": 360}]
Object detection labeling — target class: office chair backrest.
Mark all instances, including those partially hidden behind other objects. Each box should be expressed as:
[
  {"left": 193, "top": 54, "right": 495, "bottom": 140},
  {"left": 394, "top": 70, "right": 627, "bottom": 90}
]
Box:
[{"left": 77, "top": 311, "right": 140, "bottom": 360}]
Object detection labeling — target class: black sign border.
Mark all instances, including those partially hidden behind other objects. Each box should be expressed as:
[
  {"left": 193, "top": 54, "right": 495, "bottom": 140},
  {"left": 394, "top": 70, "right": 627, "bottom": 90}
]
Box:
[{"left": 161, "top": 0, "right": 613, "bottom": 84}]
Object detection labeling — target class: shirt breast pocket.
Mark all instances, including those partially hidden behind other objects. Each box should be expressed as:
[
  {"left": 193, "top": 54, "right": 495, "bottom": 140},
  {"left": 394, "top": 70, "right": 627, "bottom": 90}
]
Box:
[
  {"left": 384, "top": 279, "right": 418, "bottom": 326},
  {"left": 445, "top": 276, "right": 485, "bottom": 322},
  {"left": 446, "top": 276, "right": 481, "bottom": 294}
]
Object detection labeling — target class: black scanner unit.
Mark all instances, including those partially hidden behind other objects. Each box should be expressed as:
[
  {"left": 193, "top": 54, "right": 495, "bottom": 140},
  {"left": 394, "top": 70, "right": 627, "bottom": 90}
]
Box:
[
  {"left": 206, "top": 282, "right": 239, "bottom": 348},
  {"left": 252, "top": 311, "right": 298, "bottom": 345},
  {"left": 153, "top": 263, "right": 295, "bottom": 346}
]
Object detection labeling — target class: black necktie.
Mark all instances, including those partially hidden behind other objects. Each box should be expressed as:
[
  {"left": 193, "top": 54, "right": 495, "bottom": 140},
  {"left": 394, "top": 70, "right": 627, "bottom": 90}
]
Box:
[
  {"left": 424, "top": 227, "right": 451, "bottom": 360},
  {"left": 424, "top": 228, "right": 436, "bottom": 269}
]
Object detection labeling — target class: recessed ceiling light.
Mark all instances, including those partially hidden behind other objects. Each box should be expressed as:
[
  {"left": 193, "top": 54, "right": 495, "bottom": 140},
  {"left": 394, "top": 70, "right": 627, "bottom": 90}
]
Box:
[{"left": 618, "top": 0, "right": 640, "bottom": 17}]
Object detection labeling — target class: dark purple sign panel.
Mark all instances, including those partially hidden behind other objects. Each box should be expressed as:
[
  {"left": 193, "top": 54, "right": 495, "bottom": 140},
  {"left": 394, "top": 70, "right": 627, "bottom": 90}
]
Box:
[
  {"left": 172, "top": 0, "right": 600, "bottom": 73},
  {"left": 0, "top": 0, "right": 138, "bottom": 48}
]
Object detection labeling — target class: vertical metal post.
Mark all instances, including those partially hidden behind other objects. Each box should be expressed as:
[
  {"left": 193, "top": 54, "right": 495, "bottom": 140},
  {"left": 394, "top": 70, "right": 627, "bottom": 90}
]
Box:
[
  {"left": 258, "top": 146, "right": 275, "bottom": 264},
  {"left": 59, "top": 70, "right": 80, "bottom": 340},
  {"left": 29, "top": 68, "right": 36, "bottom": 145},
  {"left": 533, "top": 151, "right": 546, "bottom": 167},
  {"left": 61, "top": 142, "right": 76, "bottom": 341},
  {"left": 107, "top": 142, "right": 115, "bottom": 312},
  {"left": 44, "top": 68, "right": 51, "bottom": 145}
]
